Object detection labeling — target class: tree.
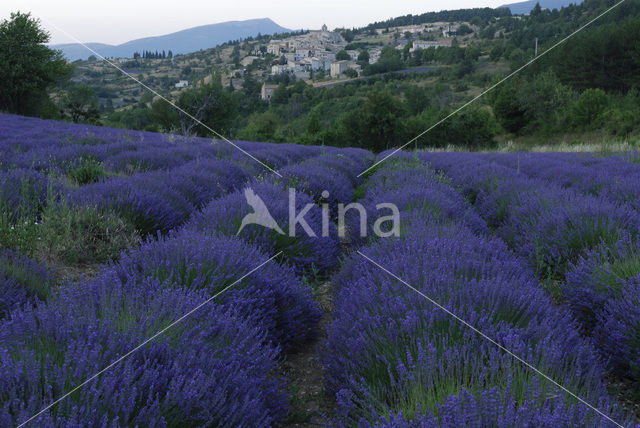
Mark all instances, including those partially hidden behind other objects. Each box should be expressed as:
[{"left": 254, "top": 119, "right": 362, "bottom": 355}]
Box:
[
  {"left": 357, "top": 50, "right": 370, "bottom": 64},
  {"left": 61, "top": 84, "right": 100, "bottom": 124},
  {"left": 305, "top": 110, "right": 322, "bottom": 135},
  {"left": 344, "top": 68, "right": 358, "bottom": 78},
  {"left": 549, "top": 16, "right": 640, "bottom": 92},
  {"left": 489, "top": 45, "right": 503, "bottom": 62},
  {"left": 149, "top": 98, "right": 179, "bottom": 131},
  {"left": 492, "top": 81, "right": 527, "bottom": 133},
  {"left": 176, "top": 73, "right": 237, "bottom": 136},
  {"left": 508, "top": 48, "right": 527, "bottom": 71},
  {"left": 270, "top": 83, "right": 289, "bottom": 104},
  {"left": 239, "top": 111, "right": 280, "bottom": 141},
  {"left": 456, "top": 24, "right": 473, "bottom": 35},
  {"left": 404, "top": 85, "right": 430, "bottom": 115},
  {"left": 341, "top": 91, "right": 404, "bottom": 152},
  {"left": 336, "top": 50, "right": 351, "bottom": 61},
  {"left": 0, "top": 12, "right": 71, "bottom": 116},
  {"left": 340, "top": 29, "right": 355, "bottom": 43},
  {"left": 571, "top": 88, "right": 609, "bottom": 129}
]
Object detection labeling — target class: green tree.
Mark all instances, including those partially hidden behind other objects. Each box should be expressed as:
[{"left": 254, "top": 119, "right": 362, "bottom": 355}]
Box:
[
  {"left": 489, "top": 45, "right": 503, "bottom": 62},
  {"left": 508, "top": 48, "right": 527, "bottom": 71},
  {"left": 62, "top": 84, "right": 100, "bottom": 124},
  {"left": 492, "top": 81, "right": 527, "bottom": 133},
  {"left": 571, "top": 88, "right": 609, "bottom": 129},
  {"left": 305, "top": 110, "right": 322, "bottom": 135},
  {"left": 404, "top": 85, "right": 430, "bottom": 115},
  {"left": 378, "top": 46, "right": 403, "bottom": 70},
  {"left": 344, "top": 68, "right": 358, "bottom": 78},
  {"left": 239, "top": 111, "right": 280, "bottom": 141},
  {"left": 341, "top": 91, "right": 404, "bottom": 151},
  {"left": 0, "top": 12, "right": 71, "bottom": 116},
  {"left": 270, "top": 83, "right": 289, "bottom": 104},
  {"left": 176, "top": 73, "right": 237, "bottom": 136},
  {"left": 149, "top": 98, "right": 180, "bottom": 131},
  {"left": 336, "top": 50, "right": 351, "bottom": 61},
  {"left": 516, "top": 71, "right": 574, "bottom": 131},
  {"left": 357, "top": 50, "right": 370, "bottom": 64}
]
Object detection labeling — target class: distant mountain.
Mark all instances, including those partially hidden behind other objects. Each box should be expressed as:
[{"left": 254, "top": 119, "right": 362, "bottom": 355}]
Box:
[
  {"left": 499, "top": 0, "right": 583, "bottom": 14},
  {"left": 52, "top": 18, "right": 291, "bottom": 61}
]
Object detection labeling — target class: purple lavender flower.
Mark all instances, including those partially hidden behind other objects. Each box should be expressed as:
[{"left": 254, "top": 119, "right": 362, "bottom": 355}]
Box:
[{"left": 108, "top": 229, "right": 322, "bottom": 348}]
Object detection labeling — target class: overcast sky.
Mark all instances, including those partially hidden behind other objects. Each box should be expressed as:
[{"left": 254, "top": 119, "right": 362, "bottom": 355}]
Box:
[{"left": 2, "top": 0, "right": 509, "bottom": 45}]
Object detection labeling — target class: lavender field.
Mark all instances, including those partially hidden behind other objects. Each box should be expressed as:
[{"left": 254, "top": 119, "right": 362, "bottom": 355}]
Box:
[{"left": 1, "top": 113, "right": 639, "bottom": 427}]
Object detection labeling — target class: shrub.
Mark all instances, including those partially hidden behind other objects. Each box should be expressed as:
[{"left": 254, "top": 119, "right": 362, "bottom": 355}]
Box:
[
  {"left": 571, "top": 88, "right": 609, "bottom": 129},
  {"left": 0, "top": 169, "right": 54, "bottom": 221},
  {"left": 323, "top": 164, "right": 622, "bottom": 425},
  {"left": 187, "top": 182, "right": 341, "bottom": 273},
  {"left": 0, "top": 279, "right": 287, "bottom": 426},
  {"left": 594, "top": 279, "right": 640, "bottom": 384},
  {"left": 67, "top": 156, "right": 107, "bottom": 185},
  {"left": 68, "top": 177, "right": 191, "bottom": 235},
  {"left": 37, "top": 202, "right": 139, "bottom": 266},
  {"left": 0, "top": 249, "right": 52, "bottom": 316},
  {"left": 109, "top": 229, "right": 321, "bottom": 348}
]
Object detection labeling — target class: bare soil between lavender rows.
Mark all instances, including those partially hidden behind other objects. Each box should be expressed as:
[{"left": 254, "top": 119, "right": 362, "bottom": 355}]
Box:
[{"left": 281, "top": 280, "right": 335, "bottom": 427}]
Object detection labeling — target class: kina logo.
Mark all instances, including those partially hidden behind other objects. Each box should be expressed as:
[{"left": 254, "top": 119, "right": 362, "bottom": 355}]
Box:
[{"left": 237, "top": 188, "right": 285, "bottom": 235}]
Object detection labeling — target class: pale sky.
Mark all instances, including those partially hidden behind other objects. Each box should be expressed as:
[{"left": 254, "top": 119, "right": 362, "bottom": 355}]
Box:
[{"left": 2, "top": 0, "right": 509, "bottom": 45}]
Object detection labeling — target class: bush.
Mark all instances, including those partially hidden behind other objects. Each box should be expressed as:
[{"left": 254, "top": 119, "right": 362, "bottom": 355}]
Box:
[
  {"left": 0, "top": 280, "right": 287, "bottom": 426},
  {"left": 186, "top": 182, "right": 341, "bottom": 273},
  {"left": 0, "top": 169, "right": 55, "bottom": 221},
  {"left": 571, "top": 88, "right": 609, "bottom": 129},
  {"left": 0, "top": 249, "right": 52, "bottom": 316},
  {"left": 594, "top": 279, "right": 640, "bottom": 384},
  {"left": 38, "top": 202, "right": 139, "bottom": 265},
  {"left": 603, "top": 107, "right": 637, "bottom": 136},
  {"left": 111, "top": 229, "right": 321, "bottom": 349},
  {"left": 492, "top": 82, "right": 527, "bottom": 133},
  {"left": 68, "top": 177, "right": 192, "bottom": 235},
  {"left": 344, "top": 68, "right": 358, "bottom": 78},
  {"left": 67, "top": 156, "right": 107, "bottom": 185}
]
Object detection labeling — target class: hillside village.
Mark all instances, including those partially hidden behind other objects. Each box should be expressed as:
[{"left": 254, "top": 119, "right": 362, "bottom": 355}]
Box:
[
  {"left": 70, "top": 19, "right": 479, "bottom": 109},
  {"left": 262, "top": 22, "right": 460, "bottom": 82}
]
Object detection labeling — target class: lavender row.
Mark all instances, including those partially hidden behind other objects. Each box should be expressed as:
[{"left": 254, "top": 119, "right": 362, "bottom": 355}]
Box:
[
  {"left": 480, "top": 152, "right": 640, "bottom": 212},
  {"left": 186, "top": 151, "right": 373, "bottom": 273},
  {"left": 0, "top": 113, "right": 325, "bottom": 175},
  {"left": 420, "top": 152, "right": 640, "bottom": 393},
  {"left": 0, "top": 114, "right": 374, "bottom": 424},
  {"left": 0, "top": 274, "right": 288, "bottom": 426},
  {"left": 0, "top": 113, "right": 338, "bottom": 237},
  {"left": 322, "top": 157, "right": 632, "bottom": 426}
]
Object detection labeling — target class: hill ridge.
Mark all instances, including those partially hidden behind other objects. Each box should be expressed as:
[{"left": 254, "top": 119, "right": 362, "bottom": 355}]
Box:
[{"left": 52, "top": 18, "right": 291, "bottom": 61}]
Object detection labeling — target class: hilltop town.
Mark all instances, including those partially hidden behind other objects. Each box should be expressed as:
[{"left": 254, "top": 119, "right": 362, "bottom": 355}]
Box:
[{"left": 70, "top": 19, "right": 479, "bottom": 109}]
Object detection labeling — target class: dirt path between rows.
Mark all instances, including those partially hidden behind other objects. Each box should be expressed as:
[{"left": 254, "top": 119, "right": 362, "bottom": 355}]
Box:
[{"left": 281, "top": 280, "right": 335, "bottom": 427}]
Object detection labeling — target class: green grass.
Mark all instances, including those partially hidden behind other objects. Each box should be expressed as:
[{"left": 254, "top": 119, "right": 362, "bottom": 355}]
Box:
[
  {"left": 1, "top": 194, "right": 139, "bottom": 281},
  {"left": 0, "top": 250, "right": 53, "bottom": 301},
  {"left": 37, "top": 201, "right": 139, "bottom": 266},
  {"left": 67, "top": 156, "right": 107, "bottom": 185}
]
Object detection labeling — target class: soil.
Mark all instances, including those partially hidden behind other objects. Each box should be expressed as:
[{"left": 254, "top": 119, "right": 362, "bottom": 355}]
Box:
[
  {"left": 606, "top": 374, "right": 640, "bottom": 420},
  {"left": 280, "top": 280, "right": 335, "bottom": 427}
]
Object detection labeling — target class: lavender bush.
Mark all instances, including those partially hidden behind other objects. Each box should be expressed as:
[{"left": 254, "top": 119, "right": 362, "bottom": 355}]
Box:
[
  {"left": 108, "top": 229, "right": 322, "bottom": 349},
  {"left": 186, "top": 181, "right": 341, "bottom": 273},
  {"left": 0, "top": 279, "right": 286, "bottom": 426},
  {"left": 323, "top": 159, "right": 630, "bottom": 426}
]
